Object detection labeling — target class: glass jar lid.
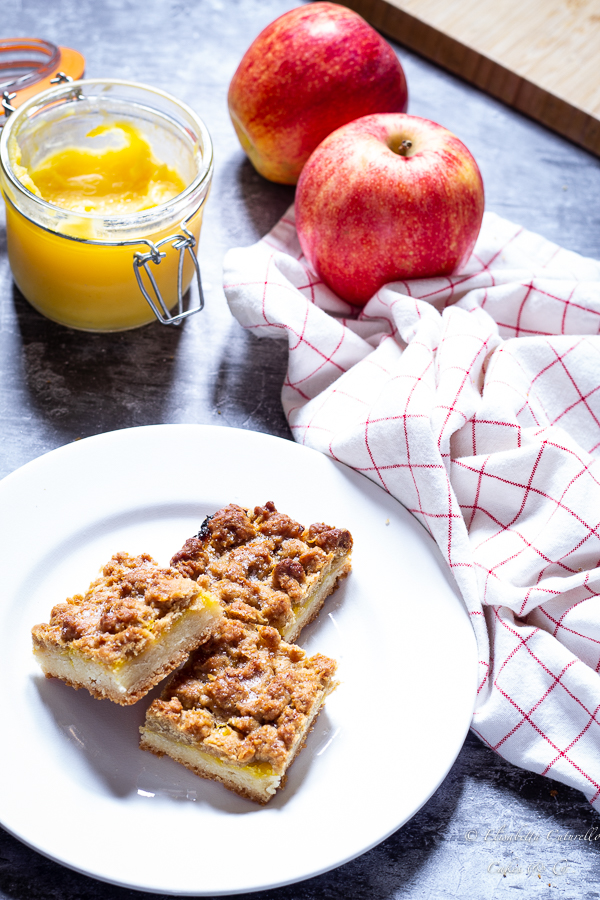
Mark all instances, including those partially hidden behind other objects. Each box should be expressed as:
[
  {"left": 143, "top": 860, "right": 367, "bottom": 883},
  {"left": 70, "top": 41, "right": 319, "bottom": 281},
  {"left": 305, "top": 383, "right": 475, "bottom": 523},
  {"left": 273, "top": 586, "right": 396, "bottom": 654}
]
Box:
[{"left": 0, "top": 38, "right": 85, "bottom": 116}]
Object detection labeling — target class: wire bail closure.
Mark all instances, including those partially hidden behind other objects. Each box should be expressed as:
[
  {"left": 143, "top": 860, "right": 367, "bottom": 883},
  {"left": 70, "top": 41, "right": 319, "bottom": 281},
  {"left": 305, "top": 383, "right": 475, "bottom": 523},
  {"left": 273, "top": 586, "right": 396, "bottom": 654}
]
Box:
[
  {"left": 133, "top": 223, "right": 204, "bottom": 326},
  {"left": 3, "top": 73, "right": 78, "bottom": 123},
  {"left": 1, "top": 91, "right": 17, "bottom": 117}
]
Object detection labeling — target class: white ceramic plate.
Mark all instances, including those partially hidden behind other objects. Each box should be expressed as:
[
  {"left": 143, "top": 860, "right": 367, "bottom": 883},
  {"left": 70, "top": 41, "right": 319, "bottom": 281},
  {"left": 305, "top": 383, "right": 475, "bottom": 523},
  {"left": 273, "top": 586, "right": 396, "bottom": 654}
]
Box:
[{"left": 0, "top": 425, "right": 477, "bottom": 895}]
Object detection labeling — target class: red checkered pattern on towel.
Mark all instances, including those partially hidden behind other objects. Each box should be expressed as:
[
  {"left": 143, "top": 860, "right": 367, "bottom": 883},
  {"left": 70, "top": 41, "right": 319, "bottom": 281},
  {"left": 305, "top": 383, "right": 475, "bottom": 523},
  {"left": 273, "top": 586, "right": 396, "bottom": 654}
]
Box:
[{"left": 224, "top": 208, "right": 600, "bottom": 808}]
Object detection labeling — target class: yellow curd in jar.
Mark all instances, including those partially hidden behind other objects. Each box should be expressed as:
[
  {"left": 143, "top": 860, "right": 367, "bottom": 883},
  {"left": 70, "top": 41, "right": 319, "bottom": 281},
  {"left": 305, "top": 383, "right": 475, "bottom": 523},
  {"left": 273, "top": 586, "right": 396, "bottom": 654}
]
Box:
[
  {"left": 1, "top": 79, "right": 213, "bottom": 333},
  {"left": 13, "top": 122, "right": 186, "bottom": 215},
  {"left": 5, "top": 121, "right": 203, "bottom": 331}
]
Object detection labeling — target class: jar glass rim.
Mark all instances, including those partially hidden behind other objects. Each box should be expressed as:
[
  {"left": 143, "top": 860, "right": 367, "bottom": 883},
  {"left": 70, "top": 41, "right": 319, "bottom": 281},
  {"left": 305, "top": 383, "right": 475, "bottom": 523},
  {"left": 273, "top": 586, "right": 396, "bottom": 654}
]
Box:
[{"left": 0, "top": 77, "right": 214, "bottom": 224}]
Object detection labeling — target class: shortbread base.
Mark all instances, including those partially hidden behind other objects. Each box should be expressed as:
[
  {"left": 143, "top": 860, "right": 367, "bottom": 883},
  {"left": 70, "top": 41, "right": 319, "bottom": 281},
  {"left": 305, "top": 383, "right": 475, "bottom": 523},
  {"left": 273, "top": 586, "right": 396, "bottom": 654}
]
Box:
[
  {"left": 140, "top": 691, "right": 328, "bottom": 804},
  {"left": 283, "top": 557, "right": 351, "bottom": 644}
]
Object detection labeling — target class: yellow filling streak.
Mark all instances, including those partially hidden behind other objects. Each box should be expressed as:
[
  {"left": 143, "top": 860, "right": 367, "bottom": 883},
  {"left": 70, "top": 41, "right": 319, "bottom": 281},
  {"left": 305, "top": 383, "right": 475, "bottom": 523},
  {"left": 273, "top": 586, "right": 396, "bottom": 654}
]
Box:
[{"left": 193, "top": 744, "right": 275, "bottom": 778}]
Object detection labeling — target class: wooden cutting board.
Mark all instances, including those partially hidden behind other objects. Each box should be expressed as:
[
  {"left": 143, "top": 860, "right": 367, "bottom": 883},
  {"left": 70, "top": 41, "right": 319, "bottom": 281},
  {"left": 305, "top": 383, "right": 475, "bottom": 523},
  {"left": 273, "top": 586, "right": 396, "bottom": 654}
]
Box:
[{"left": 338, "top": 0, "right": 600, "bottom": 156}]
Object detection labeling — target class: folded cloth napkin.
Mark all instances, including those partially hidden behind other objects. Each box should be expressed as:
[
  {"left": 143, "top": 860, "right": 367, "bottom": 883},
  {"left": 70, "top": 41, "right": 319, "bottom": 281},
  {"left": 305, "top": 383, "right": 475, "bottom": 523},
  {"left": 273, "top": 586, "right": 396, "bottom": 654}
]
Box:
[{"left": 224, "top": 206, "right": 600, "bottom": 808}]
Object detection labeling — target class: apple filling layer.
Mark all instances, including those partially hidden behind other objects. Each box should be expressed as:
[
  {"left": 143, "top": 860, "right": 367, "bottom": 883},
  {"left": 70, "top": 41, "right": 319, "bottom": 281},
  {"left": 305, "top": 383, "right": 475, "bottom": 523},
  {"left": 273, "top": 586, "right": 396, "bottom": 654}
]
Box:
[
  {"left": 31, "top": 552, "right": 222, "bottom": 705},
  {"left": 140, "top": 618, "right": 337, "bottom": 804},
  {"left": 170, "top": 501, "right": 352, "bottom": 643}
]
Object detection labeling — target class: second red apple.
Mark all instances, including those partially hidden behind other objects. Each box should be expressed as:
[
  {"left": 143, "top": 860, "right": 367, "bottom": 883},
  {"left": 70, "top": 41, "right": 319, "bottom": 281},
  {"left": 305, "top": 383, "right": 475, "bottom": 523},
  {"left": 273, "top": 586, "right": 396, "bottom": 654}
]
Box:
[{"left": 228, "top": 3, "right": 408, "bottom": 184}]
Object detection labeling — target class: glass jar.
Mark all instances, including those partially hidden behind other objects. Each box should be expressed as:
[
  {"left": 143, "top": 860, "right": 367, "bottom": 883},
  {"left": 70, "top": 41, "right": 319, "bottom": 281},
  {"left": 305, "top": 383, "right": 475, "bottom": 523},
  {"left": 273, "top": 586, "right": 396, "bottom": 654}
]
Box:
[{"left": 0, "top": 78, "right": 213, "bottom": 331}]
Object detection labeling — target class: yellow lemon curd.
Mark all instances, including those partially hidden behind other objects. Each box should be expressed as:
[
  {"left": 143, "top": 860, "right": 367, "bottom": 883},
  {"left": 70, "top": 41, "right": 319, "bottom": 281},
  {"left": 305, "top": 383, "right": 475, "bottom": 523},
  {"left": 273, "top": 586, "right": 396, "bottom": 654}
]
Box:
[
  {"left": 16, "top": 122, "right": 186, "bottom": 214},
  {"left": 6, "top": 122, "right": 202, "bottom": 331}
]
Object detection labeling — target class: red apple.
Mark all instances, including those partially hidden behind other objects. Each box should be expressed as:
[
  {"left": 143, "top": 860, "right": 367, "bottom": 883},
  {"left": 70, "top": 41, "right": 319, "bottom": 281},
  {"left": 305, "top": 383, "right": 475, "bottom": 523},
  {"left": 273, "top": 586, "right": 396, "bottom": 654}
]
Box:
[
  {"left": 227, "top": 2, "right": 408, "bottom": 185},
  {"left": 295, "top": 114, "right": 485, "bottom": 305}
]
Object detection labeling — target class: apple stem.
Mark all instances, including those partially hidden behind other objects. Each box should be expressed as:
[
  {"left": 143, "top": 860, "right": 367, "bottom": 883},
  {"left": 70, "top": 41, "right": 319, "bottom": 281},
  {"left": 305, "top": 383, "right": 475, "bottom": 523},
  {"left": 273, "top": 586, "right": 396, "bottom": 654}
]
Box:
[{"left": 389, "top": 137, "right": 414, "bottom": 156}]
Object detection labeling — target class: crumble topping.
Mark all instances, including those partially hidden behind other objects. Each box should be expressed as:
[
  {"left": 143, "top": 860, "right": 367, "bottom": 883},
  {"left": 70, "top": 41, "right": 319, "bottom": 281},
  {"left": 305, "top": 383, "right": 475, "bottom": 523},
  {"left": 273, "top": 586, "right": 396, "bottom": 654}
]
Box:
[
  {"left": 31, "top": 552, "right": 202, "bottom": 663},
  {"left": 145, "top": 618, "right": 337, "bottom": 772},
  {"left": 170, "top": 501, "right": 352, "bottom": 633}
]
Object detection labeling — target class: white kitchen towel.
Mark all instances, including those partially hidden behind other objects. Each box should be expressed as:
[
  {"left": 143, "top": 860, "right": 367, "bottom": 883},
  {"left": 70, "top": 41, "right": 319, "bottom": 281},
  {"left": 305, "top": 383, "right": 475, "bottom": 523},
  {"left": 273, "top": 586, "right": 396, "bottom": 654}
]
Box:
[{"left": 224, "top": 207, "right": 600, "bottom": 808}]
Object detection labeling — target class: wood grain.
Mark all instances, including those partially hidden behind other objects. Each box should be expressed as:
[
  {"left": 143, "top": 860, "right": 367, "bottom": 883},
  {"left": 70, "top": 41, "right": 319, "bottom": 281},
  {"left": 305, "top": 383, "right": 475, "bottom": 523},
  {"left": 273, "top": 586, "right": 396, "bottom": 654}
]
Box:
[{"left": 338, "top": 0, "right": 600, "bottom": 156}]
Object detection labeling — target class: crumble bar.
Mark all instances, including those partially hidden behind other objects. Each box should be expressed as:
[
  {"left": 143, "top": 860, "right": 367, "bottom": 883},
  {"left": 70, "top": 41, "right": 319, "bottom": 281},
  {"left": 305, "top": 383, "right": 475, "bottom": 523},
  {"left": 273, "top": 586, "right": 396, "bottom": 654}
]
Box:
[
  {"left": 31, "top": 551, "right": 222, "bottom": 705},
  {"left": 170, "top": 501, "right": 352, "bottom": 643},
  {"left": 139, "top": 618, "right": 337, "bottom": 803}
]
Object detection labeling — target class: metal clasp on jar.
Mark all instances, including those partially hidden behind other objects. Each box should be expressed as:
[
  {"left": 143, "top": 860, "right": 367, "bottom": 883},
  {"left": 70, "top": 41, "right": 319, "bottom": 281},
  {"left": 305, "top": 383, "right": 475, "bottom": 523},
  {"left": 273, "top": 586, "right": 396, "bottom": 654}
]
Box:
[
  {"left": 132, "top": 221, "right": 204, "bottom": 326},
  {"left": 1, "top": 91, "right": 17, "bottom": 118},
  {"left": 2, "top": 72, "right": 78, "bottom": 124}
]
